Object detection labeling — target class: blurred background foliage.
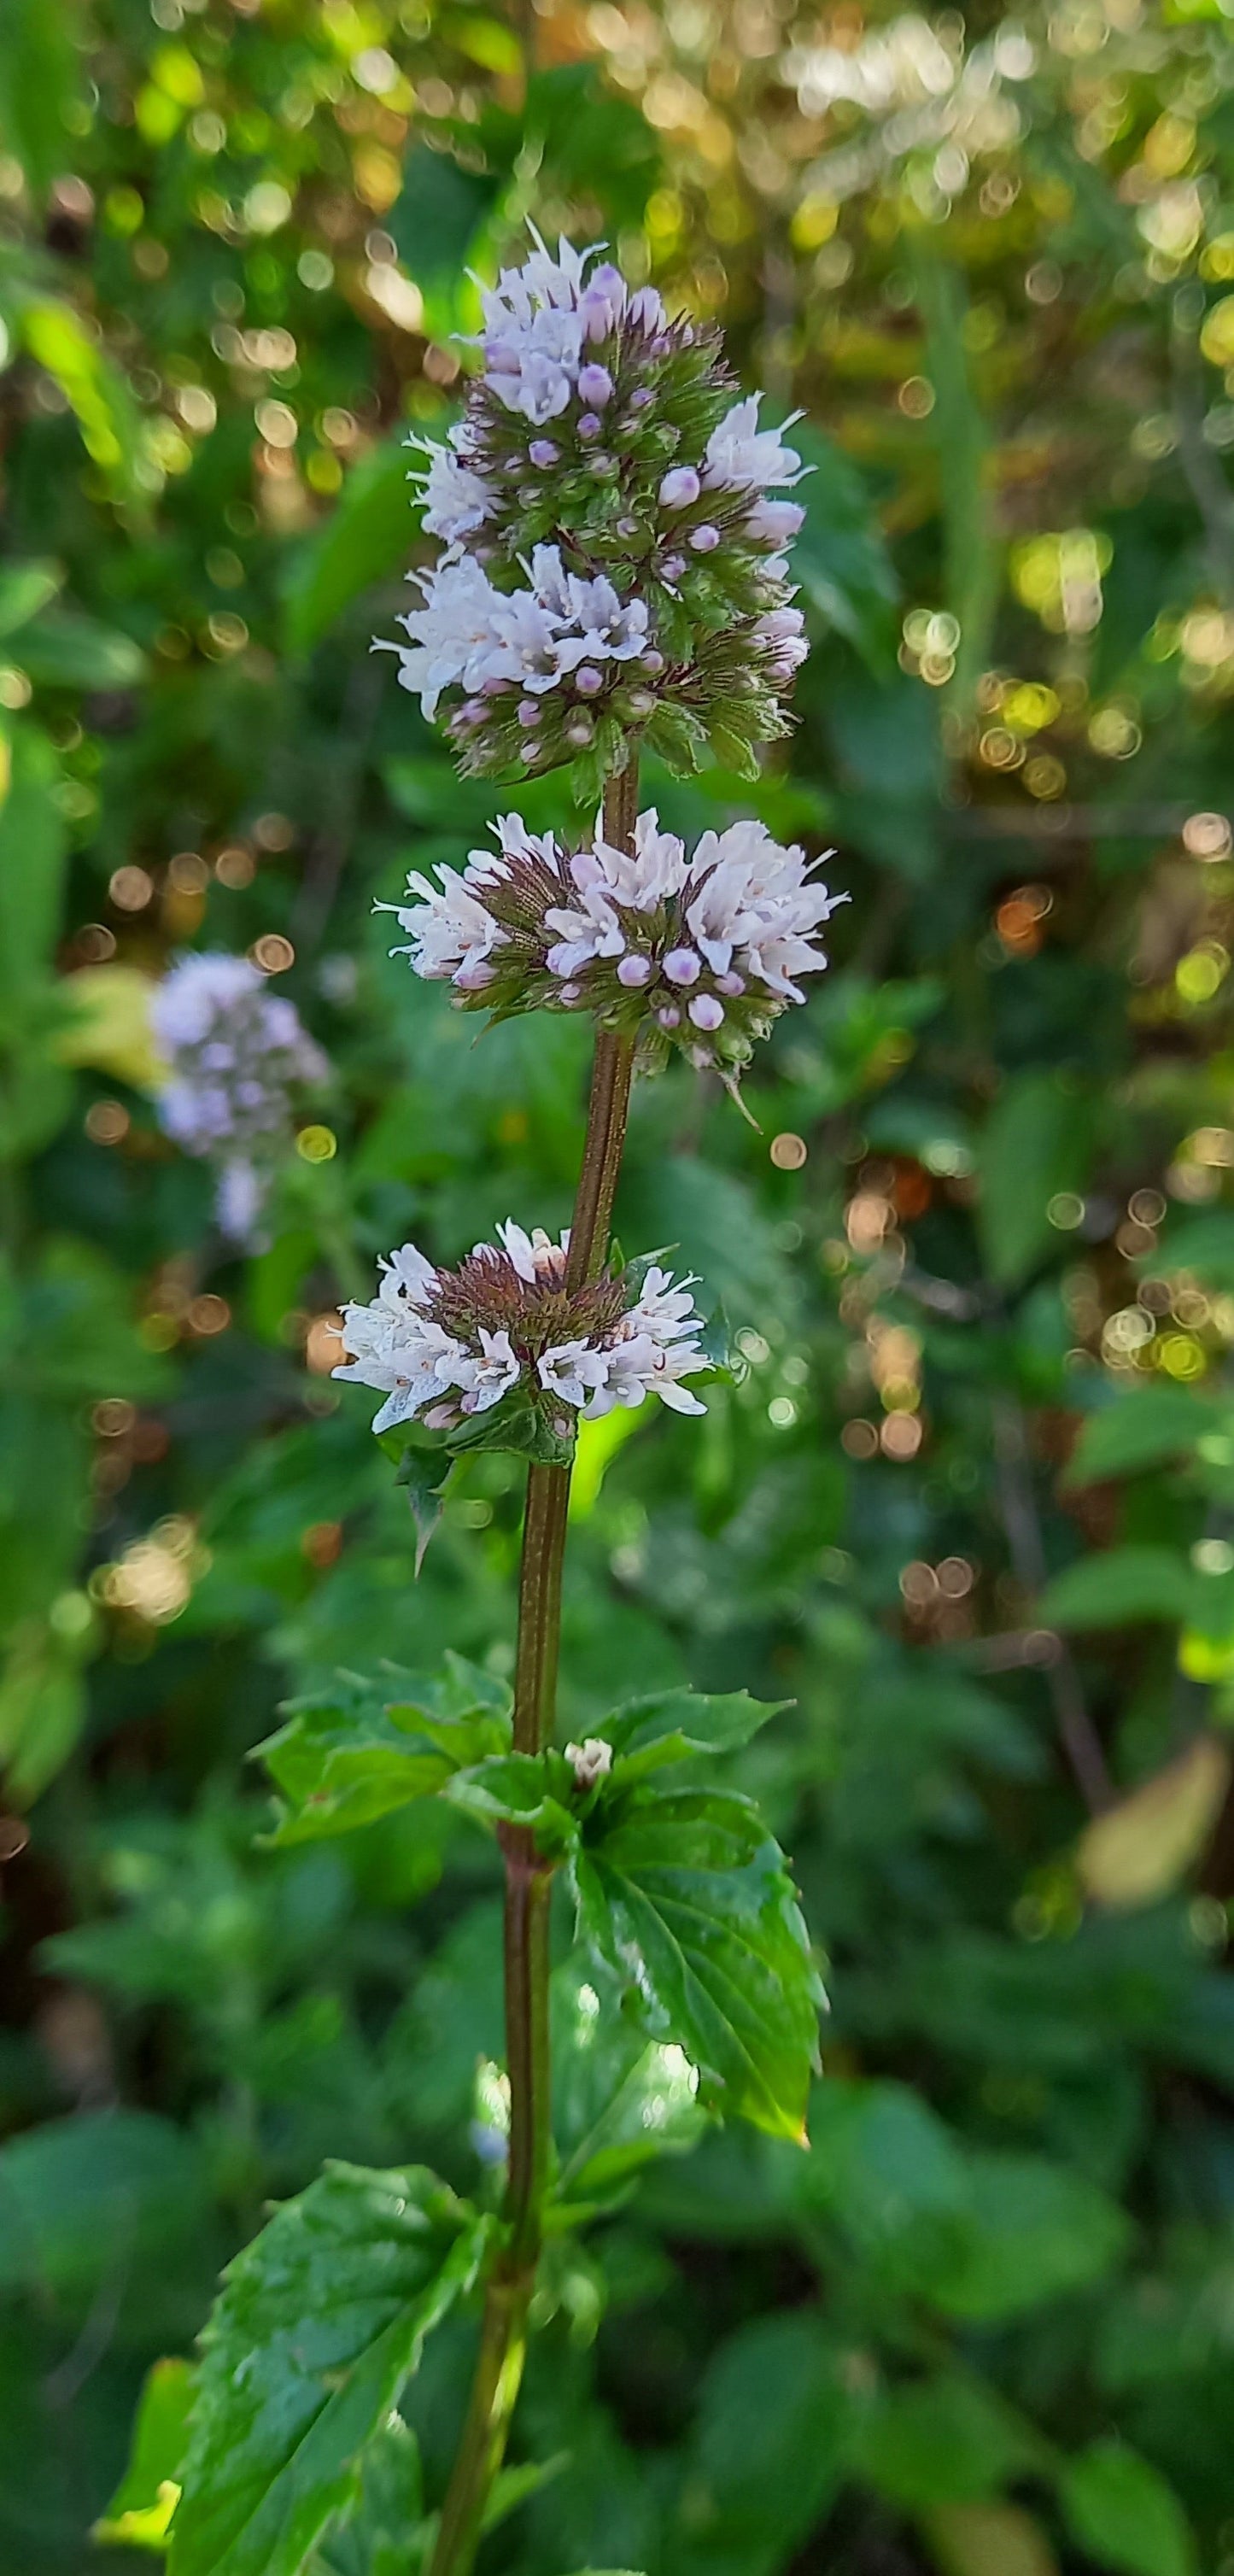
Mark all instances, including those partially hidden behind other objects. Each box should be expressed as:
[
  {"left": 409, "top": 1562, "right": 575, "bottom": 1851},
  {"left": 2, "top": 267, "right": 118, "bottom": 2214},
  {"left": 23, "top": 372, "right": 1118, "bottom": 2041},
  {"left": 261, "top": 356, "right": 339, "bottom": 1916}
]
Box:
[{"left": 6, "top": 0, "right": 1234, "bottom": 2569}]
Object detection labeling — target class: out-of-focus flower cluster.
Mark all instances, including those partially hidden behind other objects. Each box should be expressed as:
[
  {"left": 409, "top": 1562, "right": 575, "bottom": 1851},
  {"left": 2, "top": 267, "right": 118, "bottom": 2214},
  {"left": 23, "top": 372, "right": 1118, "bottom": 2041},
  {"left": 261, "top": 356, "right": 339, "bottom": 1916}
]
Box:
[
  {"left": 389, "top": 807, "right": 843, "bottom": 1080},
  {"left": 150, "top": 953, "right": 328, "bottom": 1243},
  {"left": 333, "top": 1221, "right": 708, "bottom": 1458},
  {"left": 382, "top": 231, "right": 808, "bottom": 790}
]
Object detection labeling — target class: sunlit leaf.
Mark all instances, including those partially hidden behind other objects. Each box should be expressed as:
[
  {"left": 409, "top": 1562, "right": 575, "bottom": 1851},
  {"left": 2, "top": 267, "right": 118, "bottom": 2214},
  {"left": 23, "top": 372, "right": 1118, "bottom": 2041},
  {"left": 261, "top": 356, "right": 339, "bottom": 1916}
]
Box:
[
  {"left": 170, "top": 2164, "right": 489, "bottom": 2576},
  {"left": 572, "top": 1783, "right": 822, "bottom": 2140}
]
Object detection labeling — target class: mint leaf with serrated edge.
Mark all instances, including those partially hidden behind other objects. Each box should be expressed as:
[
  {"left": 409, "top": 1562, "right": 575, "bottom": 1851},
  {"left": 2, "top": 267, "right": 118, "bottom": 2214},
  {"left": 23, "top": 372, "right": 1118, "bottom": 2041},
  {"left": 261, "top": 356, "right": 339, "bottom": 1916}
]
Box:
[
  {"left": 570, "top": 1782, "right": 822, "bottom": 2141},
  {"left": 169, "top": 2163, "right": 489, "bottom": 2576},
  {"left": 253, "top": 1655, "right": 511, "bottom": 1845},
  {"left": 594, "top": 1687, "right": 791, "bottom": 1783}
]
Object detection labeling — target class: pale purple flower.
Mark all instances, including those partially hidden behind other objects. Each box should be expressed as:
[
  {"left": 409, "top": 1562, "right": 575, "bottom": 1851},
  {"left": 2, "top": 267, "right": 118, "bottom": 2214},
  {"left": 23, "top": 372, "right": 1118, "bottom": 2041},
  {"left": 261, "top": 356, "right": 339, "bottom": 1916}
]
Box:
[
  {"left": 334, "top": 1225, "right": 709, "bottom": 1438},
  {"left": 704, "top": 395, "right": 806, "bottom": 492},
  {"left": 151, "top": 952, "right": 328, "bottom": 1244},
  {"left": 659, "top": 465, "right": 701, "bottom": 509}
]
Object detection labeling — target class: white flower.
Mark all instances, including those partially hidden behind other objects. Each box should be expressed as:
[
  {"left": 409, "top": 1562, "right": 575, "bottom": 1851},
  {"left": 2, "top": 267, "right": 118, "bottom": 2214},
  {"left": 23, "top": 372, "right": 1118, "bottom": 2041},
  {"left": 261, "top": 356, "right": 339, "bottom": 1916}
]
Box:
[
  {"left": 496, "top": 1220, "right": 570, "bottom": 1285},
  {"left": 151, "top": 951, "right": 263, "bottom": 1051},
  {"left": 479, "top": 229, "right": 601, "bottom": 422},
  {"left": 588, "top": 808, "right": 689, "bottom": 910},
  {"left": 389, "top": 864, "right": 508, "bottom": 987},
  {"left": 553, "top": 573, "right": 649, "bottom": 671},
  {"left": 544, "top": 877, "right": 626, "bottom": 976},
  {"left": 152, "top": 953, "right": 327, "bottom": 1236},
  {"left": 379, "top": 1242, "right": 439, "bottom": 1308},
  {"left": 456, "top": 1327, "right": 521, "bottom": 1414},
  {"left": 704, "top": 395, "right": 806, "bottom": 493},
  {"left": 564, "top": 1737, "right": 613, "bottom": 1789},
  {"left": 331, "top": 1289, "right": 472, "bottom": 1438},
  {"left": 334, "top": 1227, "right": 710, "bottom": 1443},
  {"left": 538, "top": 1338, "right": 611, "bottom": 1408},
  {"left": 384, "top": 555, "right": 509, "bottom": 719},
  {"left": 413, "top": 430, "right": 492, "bottom": 553},
  {"left": 753, "top": 603, "right": 808, "bottom": 680}
]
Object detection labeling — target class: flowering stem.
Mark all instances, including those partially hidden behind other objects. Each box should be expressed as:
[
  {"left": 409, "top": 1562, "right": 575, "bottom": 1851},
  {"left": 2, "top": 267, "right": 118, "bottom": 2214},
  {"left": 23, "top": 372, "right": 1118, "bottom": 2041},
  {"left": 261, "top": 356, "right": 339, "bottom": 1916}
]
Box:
[{"left": 427, "top": 758, "right": 640, "bottom": 2576}]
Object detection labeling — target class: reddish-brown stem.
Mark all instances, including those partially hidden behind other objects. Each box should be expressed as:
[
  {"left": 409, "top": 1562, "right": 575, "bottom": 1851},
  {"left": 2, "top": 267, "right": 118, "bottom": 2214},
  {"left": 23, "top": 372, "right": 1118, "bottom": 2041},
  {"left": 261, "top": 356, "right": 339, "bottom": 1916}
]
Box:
[{"left": 427, "top": 755, "right": 640, "bottom": 2576}]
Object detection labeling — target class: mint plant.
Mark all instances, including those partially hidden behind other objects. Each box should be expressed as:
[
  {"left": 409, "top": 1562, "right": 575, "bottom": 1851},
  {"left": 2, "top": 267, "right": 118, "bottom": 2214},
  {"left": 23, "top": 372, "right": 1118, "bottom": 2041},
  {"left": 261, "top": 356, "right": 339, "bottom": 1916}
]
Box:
[{"left": 150, "top": 235, "right": 833, "bottom": 2576}]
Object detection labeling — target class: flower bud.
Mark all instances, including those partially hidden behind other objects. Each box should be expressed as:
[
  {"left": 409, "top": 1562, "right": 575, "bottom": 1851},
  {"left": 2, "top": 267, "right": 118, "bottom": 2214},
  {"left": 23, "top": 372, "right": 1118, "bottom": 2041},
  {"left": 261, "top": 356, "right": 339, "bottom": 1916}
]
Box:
[
  {"left": 574, "top": 666, "right": 604, "bottom": 696},
  {"left": 565, "top": 1737, "right": 613, "bottom": 1790},
  {"left": 689, "top": 993, "right": 724, "bottom": 1031},
  {"left": 577, "top": 363, "right": 613, "bottom": 407},
  {"left": 617, "top": 952, "right": 653, "bottom": 987},
  {"left": 529, "top": 438, "right": 559, "bottom": 468},
  {"left": 690, "top": 523, "right": 721, "bottom": 553},
  {"left": 518, "top": 700, "right": 541, "bottom": 727},
  {"left": 577, "top": 413, "right": 603, "bottom": 442},
  {"left": 659, "top": 465, "right": 701, "bottom": 510},
  {"left": 664, "top": 947, "right": 701, "bottom": 986}
]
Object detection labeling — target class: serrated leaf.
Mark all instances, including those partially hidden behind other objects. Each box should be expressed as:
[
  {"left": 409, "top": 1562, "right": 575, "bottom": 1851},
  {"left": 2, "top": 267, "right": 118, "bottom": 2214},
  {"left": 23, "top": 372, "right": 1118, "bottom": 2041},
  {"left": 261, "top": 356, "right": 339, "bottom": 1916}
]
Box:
[
  {"left": 169, "top": 2163, "right": 489, "bottom": 2576},
  {"left": 571, "top": 1784, "right": 822, "bottom": 2140},
  {"left": 254, "top": 1656, "right": 512, "bottom": 1844},
  {"left": 554, "top": 1952, "right": 707, "bottom": 2207},
  {"left": 442, "top": 1751, "right": 579, "bottom": 1854},
  {"left": 594, "top": 1687, "right": 791, "bottom": 1782},
  {"left": 95, "top": 2356, "right": 196, "bottom": 2552},
  {"left": 1058, "top": 2439, "right": 1196, "bottom": 2576},
  {"left": 312, "top": 2415, "right": 423, "bottom": 2576}
]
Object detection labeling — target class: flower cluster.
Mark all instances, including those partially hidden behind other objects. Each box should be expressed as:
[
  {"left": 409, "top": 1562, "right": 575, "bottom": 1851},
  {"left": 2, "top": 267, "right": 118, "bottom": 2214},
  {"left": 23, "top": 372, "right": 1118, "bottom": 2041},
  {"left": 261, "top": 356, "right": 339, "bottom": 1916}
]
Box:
[
  {"left": 332, "top": 1221, "right": 708, "bottom": 1454},
  {"left": 383, "top": 231, "right": 809, "bottom": 791},
  {"left": 389, "top": 808, "right": 844, "bottom": 1078},
  {"left": 151, "top": 953, "right": 328, "bottom": 1243}
]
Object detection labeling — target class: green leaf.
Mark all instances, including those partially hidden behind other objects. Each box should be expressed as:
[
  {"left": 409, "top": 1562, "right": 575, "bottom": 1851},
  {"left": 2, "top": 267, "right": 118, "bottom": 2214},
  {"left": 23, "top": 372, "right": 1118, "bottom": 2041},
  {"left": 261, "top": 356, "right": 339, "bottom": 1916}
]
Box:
[
  {"left": 394, "top": 1446, "right": 453, "bottom": 1578},
  {"left": 0, "top": 2110, "right": 207, "bottom": 2298},
  {"left": 571, "top": 1784, "right": 822, "bottom": 2140},
  {"left": 0, "top": 0, "right": 81, "bottom": 198},
  {"left": 19, "top": 302, "right": 144, "bottom": 501},
  {"left": 0, "top": 723, "right": 67, "bottom": 993},
  {"left": 95, "top": 2357, "right": 196, "bottom": 2553},
  {"left": 169, "top": 2163, "right": 489, "bottom": 2576},
  {"left": 442, "top": 1751, "right": 579, "bottom": 1853},
  {"left": 254, "top": 1656, "right": 512, "bottom": 1845},
  {"left": 1058, "top": 2440, "right": 1196, "bottom": 2576},
  {"left": 978, "top": 1072, "right": 1091, "bottom": 1287},
  {"left": 792, "top": 420, "right": 899, "bottom": 672},
  {"left": 553, "top": 1956, "right": 708, "bottom": 2205},
  {"left": 595, "top": 1687, "right": 791, "bottom": 1782},
  {"left": 1038, "top": 1547, "right": 1195, "bottom": 1631},
  {"left": 313, "top": 2415, "right": 423, "bottom": 2576},
  {"left": 17, "top": 607, "right": 147, "bottom": 689},
  {"left": 673, "top": 2313, "right": 856, "bottom": 2575},
  {"left": 283, "top": 438, "right": 414, "bottom": 655},
  {"left": 1063, "top": 1388, "right": 1216, "bottom": 1485},
  {"left": 848, "top": 2373, "right": 1044, "bottom": 2511},
  {"left": 0, "top": 560, "right": 62, "bottom": 640},
  {"left": 921, "top": 2152, "right": 1132, "bottom": 2321}
]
